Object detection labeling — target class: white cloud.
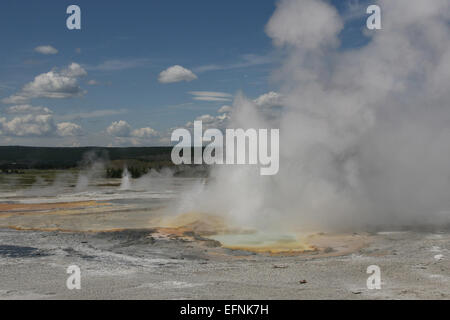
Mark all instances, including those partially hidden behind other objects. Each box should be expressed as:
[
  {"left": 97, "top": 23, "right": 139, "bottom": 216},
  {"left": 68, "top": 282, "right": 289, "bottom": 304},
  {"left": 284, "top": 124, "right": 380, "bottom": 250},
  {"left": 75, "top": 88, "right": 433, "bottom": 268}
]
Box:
[
  {"left": 188, "top": 91, "right": 232, "bottom": 102},
  {"left": 192, "top": 96, "right": 231, "bottom": 102},
  {"left": 63, "top": 63, "right": 87, "bottom": 77},
  {"left": 253, "top": 91, "right": 283, "bottom": 108},
  {"left": 195, "top": 114, "right": 216, "bottom": 123},
  {"left": 0, "top": 114, "right": 56, "bottom": 137},
  {"left": 0, "top": 105, "right": 83, "bottom": 138},
  {"left": 34, "top": 45, "right": 58, "bottom": 55},
  {"left": 131, "top": 127, "right": 157, "bottom": 138},
  {"left": 56, "top": 108, "right": 127, "bottom": 121},
  {"left": 2, "top": 96, "right": 24, "bottom": 105},
  {"left": 218, "top": 105, "right": 233, "bottom": 113},
  {"left": 180, "top": 92, "right": 281, "bottom": 133},
  {"left": 106, "top": 120, "right": 131, "bottom": 137},
  {"left": 57, "top": 122, "right": 83, "bottom": 137},
  {"left": 87, "top": 80, "right": 99, "bottom": 85},
  {"left": 2, "top": 63, "right": 87, "bottom": 104},
  {"left": 5, "top": 104, "right": 53, "bottom": 115},
  {"left": 185, "top": 113, "right": 230, "bottom": 130},
  {"left": 193, "top": 54, "right": 272, "bottom": 73},
  {"left": 88, "top": 58, "right": 150, "bottom": 71},
  {"left": 106, "top": 120, "right": 159, "bottom": 146},
  {"left": 158, "top": 65, "right": 197, "bottom": 83},
  {"left": 180, "top": 92, "right": 281, "bottom": 134},
  {"left": 250, "top": 92, "right": 285, "bottom": 121},
  {"left": 107, "top": 120, "right": 158, "bottom": 138}
]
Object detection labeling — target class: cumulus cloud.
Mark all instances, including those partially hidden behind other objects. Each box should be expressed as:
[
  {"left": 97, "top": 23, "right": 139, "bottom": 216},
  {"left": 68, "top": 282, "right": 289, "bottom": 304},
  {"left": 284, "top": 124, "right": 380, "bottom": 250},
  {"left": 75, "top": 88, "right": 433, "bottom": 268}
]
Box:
[
  {"left": 188, "top": 91, "right": 232, "bottom": 102},
  {"left": 181, "top": 91, "right": 281, "bottom": 132},
  {"left": 218, "top": 105, "right": 233, "bottom": 113},
  {"left": 194, "top": 92, "right": 282, "bottom": 117},
  {"left": 106, "top": 120, "right": 131, "bottom": 137},
  {"left": 0, "top": 114, "right": 56, "bottom": 137},
  {"left": 253, "top": 91, "right": 283, "bottom": 108},
  {"left": 57, "top": 122, "right": 83, "bottom": 137},
  {"left": 34, "top": 45, "right": 58, "bottom": 55},
  {"left": 106, "top": 120, "right": 159, "bottom": 144},
  {"left": 185, "top": 113, "right": 230, "bottom": 131},
  {"left": 158, "top": 65, "right": 197, "bottom": 83},
  {"left": 106, "top": 120, "right": 159, "bottom": 146},
  {"left": 0, "top": 104, "right": 83, "bottom": 138},
  {"left": 63, "top": 63, "right": 88, "bottom": 77},
  {"left": 250, "top": 91, "right": 285, "bottom": 120},
  {"left": 131, "top": 127, "right": 157, "bottom": 138},
  {"left": 2, "top": 63, "right": 87, "bottom": 104}
]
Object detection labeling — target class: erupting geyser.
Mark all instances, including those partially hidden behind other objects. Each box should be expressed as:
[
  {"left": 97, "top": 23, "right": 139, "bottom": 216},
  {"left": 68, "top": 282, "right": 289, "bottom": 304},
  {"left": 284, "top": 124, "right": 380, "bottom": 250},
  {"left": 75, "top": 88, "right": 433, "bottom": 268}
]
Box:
[
  {"left": 176, "top": 0, "right": 450, "bottom": 232},
  {"left": 120, "top": 167, "right": 131, "bottom": 190}
]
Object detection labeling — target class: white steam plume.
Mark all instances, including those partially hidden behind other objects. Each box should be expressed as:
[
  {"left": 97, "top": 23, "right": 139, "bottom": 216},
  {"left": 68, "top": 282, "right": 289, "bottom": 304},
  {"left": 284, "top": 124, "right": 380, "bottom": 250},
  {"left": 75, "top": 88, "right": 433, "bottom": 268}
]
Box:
[{"left": 177, "top": 0, "right": 450, "bottom": 231}]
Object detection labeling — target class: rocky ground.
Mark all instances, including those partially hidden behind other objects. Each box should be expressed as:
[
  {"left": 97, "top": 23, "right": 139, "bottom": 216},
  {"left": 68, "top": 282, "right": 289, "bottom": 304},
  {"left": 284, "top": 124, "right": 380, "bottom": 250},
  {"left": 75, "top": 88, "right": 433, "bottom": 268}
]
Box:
[{"left": 0, "top": 227, "right": 448, "bottom": 299}]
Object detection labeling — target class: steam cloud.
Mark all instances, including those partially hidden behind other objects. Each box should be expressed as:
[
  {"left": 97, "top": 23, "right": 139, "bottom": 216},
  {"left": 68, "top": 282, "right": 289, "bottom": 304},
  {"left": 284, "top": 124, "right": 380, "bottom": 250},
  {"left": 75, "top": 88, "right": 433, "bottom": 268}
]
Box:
[{"left": 177, "top": 0, "right": 450, "bottom": 231}]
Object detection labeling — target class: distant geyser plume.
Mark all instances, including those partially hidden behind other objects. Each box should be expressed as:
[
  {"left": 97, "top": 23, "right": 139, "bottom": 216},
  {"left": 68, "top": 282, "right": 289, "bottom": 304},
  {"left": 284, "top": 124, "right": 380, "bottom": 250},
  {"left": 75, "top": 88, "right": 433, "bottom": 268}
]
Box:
[
  {"left": 120, "top": 167, "right": 131, "bottom": 191},
  {"left": 177, "top": 0, "right": 450, "bottom": 231},
  {"left": 75, "top": 151, "right": 107, "bottom": 192}
]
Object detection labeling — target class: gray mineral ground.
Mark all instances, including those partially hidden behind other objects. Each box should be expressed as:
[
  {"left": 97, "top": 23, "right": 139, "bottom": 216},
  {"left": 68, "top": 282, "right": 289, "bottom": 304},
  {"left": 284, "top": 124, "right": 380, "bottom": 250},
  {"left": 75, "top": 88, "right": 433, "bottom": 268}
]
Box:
[{"left": 0, "top": 227, "right": 449, "bottom": 299}]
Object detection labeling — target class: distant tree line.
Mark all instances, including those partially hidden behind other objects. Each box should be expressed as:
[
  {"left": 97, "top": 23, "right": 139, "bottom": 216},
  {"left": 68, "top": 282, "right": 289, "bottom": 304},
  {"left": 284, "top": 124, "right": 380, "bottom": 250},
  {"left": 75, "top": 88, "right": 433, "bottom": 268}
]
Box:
[
  {"left": 0, "top": 146, "right": 173, "bottom": 170},
  {"left": 0, "top": 146, "right": 208, "bottom": 177}
]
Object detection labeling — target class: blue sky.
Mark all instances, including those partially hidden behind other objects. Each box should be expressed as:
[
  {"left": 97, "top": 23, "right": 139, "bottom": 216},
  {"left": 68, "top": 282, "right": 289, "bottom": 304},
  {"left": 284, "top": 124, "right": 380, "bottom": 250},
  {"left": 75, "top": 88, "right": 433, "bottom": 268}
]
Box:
[{"left": 0, "top": 0, "right": 370, "bottom": 147}]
